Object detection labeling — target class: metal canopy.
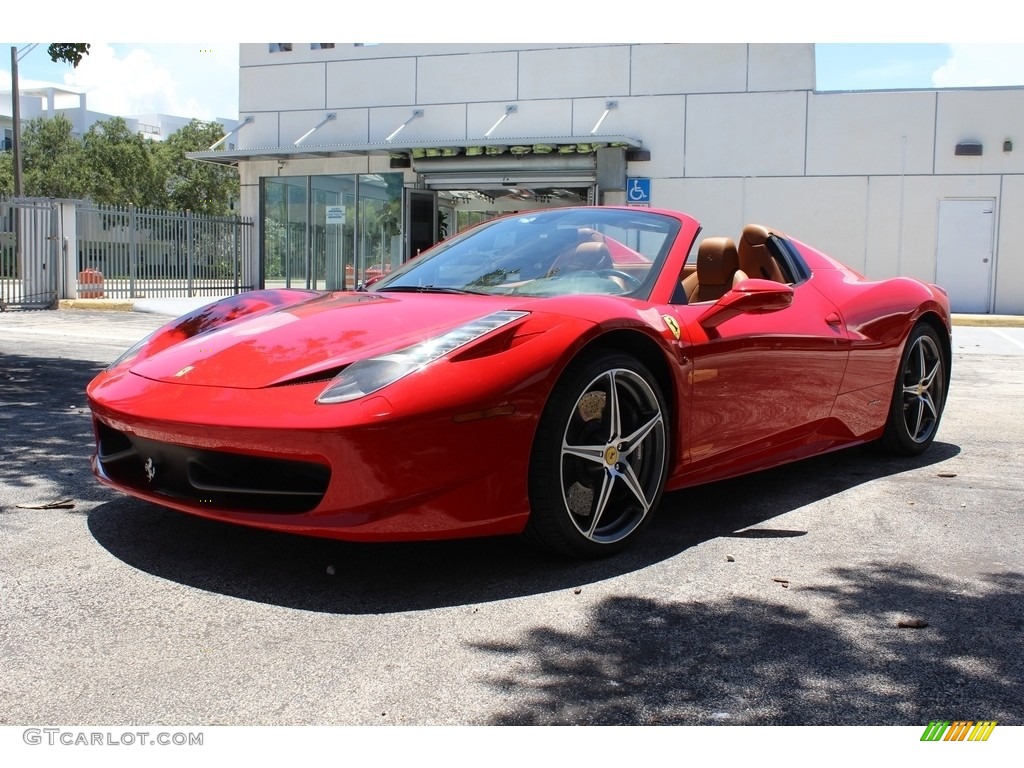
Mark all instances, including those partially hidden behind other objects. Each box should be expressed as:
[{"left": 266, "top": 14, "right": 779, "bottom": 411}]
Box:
[{"left": 186, "top": 134, "right": 644, "bottom": 167}]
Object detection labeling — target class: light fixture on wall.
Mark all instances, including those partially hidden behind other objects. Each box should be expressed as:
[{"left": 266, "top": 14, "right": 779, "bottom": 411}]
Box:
[
  {"left": 954, "top": 141, "right": 983, "bottom": 156},
  {"left": 1004, "top": 139, "right": 1013, "bottom": 153}
]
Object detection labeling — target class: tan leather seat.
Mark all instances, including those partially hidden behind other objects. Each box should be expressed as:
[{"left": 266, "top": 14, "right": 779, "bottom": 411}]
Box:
[
  {"left": 738, "top": 224, "right": 787, "bottom": 283},
  {"left": 681, "top": 237, "right": 747, "bottom": 302},
  {"left": 547, "top": 240, "right": 613, "bottom": 277}
]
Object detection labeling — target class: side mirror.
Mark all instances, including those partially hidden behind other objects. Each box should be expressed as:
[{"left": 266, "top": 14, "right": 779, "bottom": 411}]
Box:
[{"left": 698, "top": 278, "right": 794, "bottom": 329}]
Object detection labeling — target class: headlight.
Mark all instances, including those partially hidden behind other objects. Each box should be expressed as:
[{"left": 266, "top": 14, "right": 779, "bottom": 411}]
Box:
[{"left": 317, "top": 310, "right": 528, "bottom": 404}]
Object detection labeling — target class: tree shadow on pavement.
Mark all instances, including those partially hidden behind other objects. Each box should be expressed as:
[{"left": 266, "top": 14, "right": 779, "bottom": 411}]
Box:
[
  {"left": 0, "top": 352, "right": 111, "bottom": 507},
  {"left": 471, "top": 566, "right": 1023, "bottom": 725}
]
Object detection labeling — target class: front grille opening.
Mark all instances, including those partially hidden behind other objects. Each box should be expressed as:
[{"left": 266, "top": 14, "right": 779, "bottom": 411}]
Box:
[
  {"left": 188, "top": 455, "right": 328, "bottom": 498},
  {"left": 95, "top": 422, "right": 330, "bottom": 514},
  {"left": 97, "top": 421, "right": 134, "bottom": 462}
]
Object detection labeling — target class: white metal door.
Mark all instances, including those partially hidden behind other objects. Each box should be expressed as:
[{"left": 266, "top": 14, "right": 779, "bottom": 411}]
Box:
[{"left": 935, "top": 199, "right": 995, "bottom": 314}]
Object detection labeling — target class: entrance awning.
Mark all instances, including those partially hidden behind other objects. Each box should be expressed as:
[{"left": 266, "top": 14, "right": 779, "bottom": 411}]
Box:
[{"left": 186, "top": 134, "right": 645, "bottom": 167}]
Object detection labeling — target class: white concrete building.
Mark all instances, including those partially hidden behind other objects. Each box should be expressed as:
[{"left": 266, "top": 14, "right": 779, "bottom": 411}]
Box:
[
  {"left": 1, "top": 81, "right": 230, "bottom": 146},
  {"left": 191, "top": 43, "right": 1024, "bottom": 313}
]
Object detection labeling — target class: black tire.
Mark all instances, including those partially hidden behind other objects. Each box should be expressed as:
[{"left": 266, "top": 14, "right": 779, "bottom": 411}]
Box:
[
  {"left": 878, "top": 322, "right": 949, "bottom": 456},
  {"left": 526, "top": 351, "right": 670, "bottom": 557}
]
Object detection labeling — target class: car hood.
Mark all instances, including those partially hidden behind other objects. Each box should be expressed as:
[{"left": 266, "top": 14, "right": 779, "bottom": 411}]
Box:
[{"left": 129, "top": 291, "right": 535, "bottom": 389}]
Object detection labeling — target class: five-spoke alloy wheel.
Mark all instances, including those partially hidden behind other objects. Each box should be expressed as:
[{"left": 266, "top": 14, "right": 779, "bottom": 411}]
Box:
[
  {"left": 527, "top": 351, "right": 669, "bottom": 557},
  {"left": 879, "top": 322, "right": 949, "bottom": 455}
]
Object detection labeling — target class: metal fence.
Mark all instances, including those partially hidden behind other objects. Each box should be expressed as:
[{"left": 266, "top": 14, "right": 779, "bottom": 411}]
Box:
[
  {"left": 75, "top": 203, "right": 255, "bottom": 299},
  {"left": 1, "top": 198, "right": 256, "bottom": 308},
  {"left": 1, "top": 199, "right": 59, "bottom": 309}
]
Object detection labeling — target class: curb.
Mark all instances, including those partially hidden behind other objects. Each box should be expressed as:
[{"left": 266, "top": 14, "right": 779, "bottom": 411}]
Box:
[
  {"left": 950, "top": 314, "right": 1024, "bottom": 328},
  {"left": 58, "top": 299, "right": 136, "bottom": 312}
]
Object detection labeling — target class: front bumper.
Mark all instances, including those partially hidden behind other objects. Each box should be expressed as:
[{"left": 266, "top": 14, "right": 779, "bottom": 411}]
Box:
[{"left": 87, "top": 370, "right": 541, "bottom": 542}]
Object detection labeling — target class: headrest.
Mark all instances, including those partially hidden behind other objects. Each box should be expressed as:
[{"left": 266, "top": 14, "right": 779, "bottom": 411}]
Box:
[
  {"left": 575, "top": 240, "right": 611, "bottom": 268},
  {"left": 696, "top": 237, "right": 740, "bottom": 285},
  {"left": 740, "top": 224, "right": 771, "bottom": 249}
]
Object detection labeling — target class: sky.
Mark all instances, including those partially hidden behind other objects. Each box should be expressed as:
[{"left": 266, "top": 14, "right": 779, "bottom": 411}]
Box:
[
  {"left": 2, "top": 43, "right": 240, "bottom": 121},
  {"left": 4, "top": 3, "right": 1024, "bottom": 125}
]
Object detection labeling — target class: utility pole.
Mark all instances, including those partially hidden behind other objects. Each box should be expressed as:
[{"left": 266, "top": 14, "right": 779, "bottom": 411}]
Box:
[
  {"left": 11, "top": 46, "right": 24, "bottom": 196},
  {"left": 10, "top": 45, "right": 36, "bottom": 197}
]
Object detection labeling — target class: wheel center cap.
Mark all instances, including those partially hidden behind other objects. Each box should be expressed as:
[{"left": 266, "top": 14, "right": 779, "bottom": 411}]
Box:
[{"left": 604, "top": 446, "right": 619, "bottom": 465}]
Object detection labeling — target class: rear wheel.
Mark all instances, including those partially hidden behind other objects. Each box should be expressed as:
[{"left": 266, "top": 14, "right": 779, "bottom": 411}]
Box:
[
  {"left": 526, "top": 351, "right": 669, "bottom": 557},
  {"left": 878, "top": 322, "right": 948, "bottom": 455}
]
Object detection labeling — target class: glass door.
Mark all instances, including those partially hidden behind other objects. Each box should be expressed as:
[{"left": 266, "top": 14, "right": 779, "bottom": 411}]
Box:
[
  {"left": 263, "top": 176, "right": 308, "bottom": 289},
  {"left": 359, "top": 174, "right": 403, "bottom": 286},
  {"left": 313, "top": 176, "right": 355, "bottom": 290}
]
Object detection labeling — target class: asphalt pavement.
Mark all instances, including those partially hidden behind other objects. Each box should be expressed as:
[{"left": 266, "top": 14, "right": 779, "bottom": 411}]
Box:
[{"left": 0, "top": 308, "right": 1022, "bottom": 732}]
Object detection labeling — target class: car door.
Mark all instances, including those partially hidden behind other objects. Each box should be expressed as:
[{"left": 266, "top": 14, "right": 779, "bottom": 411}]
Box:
[{"left": 677, "top": 273, "right": 851, "bottom": 473}]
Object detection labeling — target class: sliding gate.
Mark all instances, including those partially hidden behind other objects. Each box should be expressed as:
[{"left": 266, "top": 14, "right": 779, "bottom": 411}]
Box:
[{"left": 0, "top": 199, "right": 60, "bottom": 309}]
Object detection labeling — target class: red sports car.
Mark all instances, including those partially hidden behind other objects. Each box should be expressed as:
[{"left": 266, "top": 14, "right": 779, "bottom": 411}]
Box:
[{"left": 87, "top": 207, "right": 951, "bottom": 557}]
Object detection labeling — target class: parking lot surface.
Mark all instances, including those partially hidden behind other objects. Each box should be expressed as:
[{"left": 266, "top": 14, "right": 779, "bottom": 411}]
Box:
[{"left": 1, "top": 309, "right": 1022, "bottom": 726}]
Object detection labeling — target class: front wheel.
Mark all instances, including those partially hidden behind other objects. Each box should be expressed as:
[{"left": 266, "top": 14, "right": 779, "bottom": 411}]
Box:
[
  {"left": 878, "top": 322, "right": 948, "bottom": 455},
  {"left": 526, "top": 351, "right": 670, "bottom": 557}
]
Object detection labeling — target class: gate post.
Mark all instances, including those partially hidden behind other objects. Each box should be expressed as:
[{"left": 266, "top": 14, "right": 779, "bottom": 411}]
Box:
[{"left": 60, "top": 202, "right": 78, "bottom": 299}]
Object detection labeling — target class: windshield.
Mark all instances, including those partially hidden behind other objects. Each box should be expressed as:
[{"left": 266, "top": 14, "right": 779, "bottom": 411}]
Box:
[{"left": 370, "top": 208, "right": 681, "bottom": 299}]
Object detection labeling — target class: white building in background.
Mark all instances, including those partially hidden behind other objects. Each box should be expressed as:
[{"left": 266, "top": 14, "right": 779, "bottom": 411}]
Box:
[
  {"left": 1, "top": 80, "right": 231, "bottom": 149},
  {"left": 189, "top": 43, "right": 1024, "bottom": 314}
]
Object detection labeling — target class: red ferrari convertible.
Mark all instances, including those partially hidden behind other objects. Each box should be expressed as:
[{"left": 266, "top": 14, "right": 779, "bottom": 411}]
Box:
[{"left": 87, "top": 207, "right": 951, "bottom": 557}]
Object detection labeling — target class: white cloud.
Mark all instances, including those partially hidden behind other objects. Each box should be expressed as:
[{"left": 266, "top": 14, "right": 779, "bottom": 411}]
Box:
[
  {"left": 57, "top": 43, "right": 238, "bottom": 121},
  {"left": 932, "top": 44, "right": 1024, "bottom": 88}
]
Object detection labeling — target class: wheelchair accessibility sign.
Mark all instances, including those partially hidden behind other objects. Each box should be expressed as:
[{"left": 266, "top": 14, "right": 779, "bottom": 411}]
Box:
[{"left": 626, "top": 178, "right": 651, "bottom": 206}]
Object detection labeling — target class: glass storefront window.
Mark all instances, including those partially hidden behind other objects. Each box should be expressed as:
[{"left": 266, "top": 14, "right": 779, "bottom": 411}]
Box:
[
  {"left": 262, "top": 173, "right": 402, "bottom": 291},
  {"left": 263, "top": 176, "right": 307, "bottom": 289},
  {"left": 358, "top": 174, "right": 403, "bottom": 284},
  {"left": 312, "top": 175, "right": 355, "bottom": 290}
]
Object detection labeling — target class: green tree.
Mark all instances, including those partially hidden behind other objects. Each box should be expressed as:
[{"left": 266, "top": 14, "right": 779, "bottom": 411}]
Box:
[
  {"left": 0, "top": 152, "right": 12, "bottom": 197},
  {"left": 156, "top": 120, "right": 239, "bottom": 215},
  {"left": 20, "top": 115, "right": 90, "bottom": 198},
  {"left": 82, "top": 117, "right": 163, "bottom": 207},
  {"left": 47, "top": 44, "right": 90, "bottom": 67},
  {"left": 4, "top": 113, "right": 239, "bottom": 211}
]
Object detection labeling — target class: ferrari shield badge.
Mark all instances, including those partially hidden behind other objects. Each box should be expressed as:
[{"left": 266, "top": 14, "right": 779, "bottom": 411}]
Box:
[{"left": 662, "top": 314, "right": 681, "bottom": 340}]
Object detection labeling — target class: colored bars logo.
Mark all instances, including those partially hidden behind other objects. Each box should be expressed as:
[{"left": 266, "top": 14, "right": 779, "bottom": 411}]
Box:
[{"left": 921, "top": 720, "right": 997, "bottom": 741}]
